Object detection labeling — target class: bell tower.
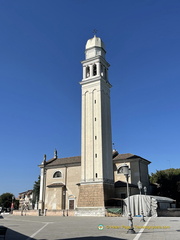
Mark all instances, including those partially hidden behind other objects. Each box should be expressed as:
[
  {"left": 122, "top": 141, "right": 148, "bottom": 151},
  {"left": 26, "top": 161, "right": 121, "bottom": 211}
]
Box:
[{"left": 76, "top": 35, "right": 114, "bottom": 216}]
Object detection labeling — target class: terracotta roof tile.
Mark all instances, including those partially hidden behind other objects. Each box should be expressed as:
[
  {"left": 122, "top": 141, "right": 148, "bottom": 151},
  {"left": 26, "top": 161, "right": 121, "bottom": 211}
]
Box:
[
  {"left": 46, "top": 156, "right": 81, "bottom": 167},
  {"left": 42, "top": 153, "right": 150, "bottom": 167},
  {"left": 113, "top": 153, "right": 151, "bottom": 163},
  {"left": 113, "top": 153, "right": 137, "bottom": 160}
]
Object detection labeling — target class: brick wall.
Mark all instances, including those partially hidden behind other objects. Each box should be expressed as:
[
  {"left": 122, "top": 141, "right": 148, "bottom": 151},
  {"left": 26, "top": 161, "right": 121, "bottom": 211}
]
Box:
[{"left": 77, "top": 183, "right": 114, "bottom": 207}]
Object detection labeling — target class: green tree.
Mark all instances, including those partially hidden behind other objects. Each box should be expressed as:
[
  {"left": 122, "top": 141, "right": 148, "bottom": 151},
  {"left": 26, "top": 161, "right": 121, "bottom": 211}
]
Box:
[
  {"left": 150, "top": 168, "right": 180, "bottom": 207},
  {"left": 32, "top": 176, "right": 40, "bottom": 207},
  {"left": 0, "top": 192, "right": 14, "bottom": 210}
]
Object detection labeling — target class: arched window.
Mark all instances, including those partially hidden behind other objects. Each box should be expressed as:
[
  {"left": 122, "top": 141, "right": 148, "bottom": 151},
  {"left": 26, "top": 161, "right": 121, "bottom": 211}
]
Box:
[
  {"left": 53, "top": 171, "right": 62, "bottom": 178},
  {"left": 93, "top": 64, "right": 97, "bottom": 76},
  {"left": 86, "top": 66, "right": 90, "bottom": 78},
  {"left": 117, "top": 166, "right": 124, "bottom": 174}
]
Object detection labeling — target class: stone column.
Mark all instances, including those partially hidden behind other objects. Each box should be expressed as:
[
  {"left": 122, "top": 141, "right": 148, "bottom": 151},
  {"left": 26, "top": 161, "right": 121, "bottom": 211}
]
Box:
[
  {"left": 38, "top": 160, "right": 46, "bottom": 214},
  {"left": 96, "top": 62, "right": 100, "bottom": 76},
  {"left": 90, "top": 64, "right": 93, "bottom": 77},
  {"left": 83, "top": 66, "right": 86, "bottom": 79}
]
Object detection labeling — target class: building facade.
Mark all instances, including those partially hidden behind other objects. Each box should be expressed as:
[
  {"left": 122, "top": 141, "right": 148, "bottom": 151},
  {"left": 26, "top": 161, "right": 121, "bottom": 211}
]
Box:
[
  {"left": 38, "top": 36, "right": 151, "bottom": 216},
  {"left": 38, "top": 151, "right": 150, "bottom": 215},
  {"left": 19, "top": 190, "right": 33, "bottom": 210}
]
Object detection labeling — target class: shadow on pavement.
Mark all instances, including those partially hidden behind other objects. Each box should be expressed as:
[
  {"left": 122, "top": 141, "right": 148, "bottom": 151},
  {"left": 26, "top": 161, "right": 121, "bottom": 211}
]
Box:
[
  {"left": 39, "top": 237, "right": 127, "bottom": 240},
  {"left": 2, "top": 229, "right": 128, "bottom": 240},
  {"left": 1, "top": 227, "right": 36, "bottom": 240}
]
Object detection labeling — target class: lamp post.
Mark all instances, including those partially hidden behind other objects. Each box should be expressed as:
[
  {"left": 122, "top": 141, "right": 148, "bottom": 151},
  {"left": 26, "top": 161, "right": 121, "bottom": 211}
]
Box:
[
  {"left": 120, "top": 163, "right": 135, "bottom": 234},
  {"left": 144, "top": 186, "right": 147, "bottom": 195},
  {"left": 137, "top": 180, "right": 145, "bottom": 222}
]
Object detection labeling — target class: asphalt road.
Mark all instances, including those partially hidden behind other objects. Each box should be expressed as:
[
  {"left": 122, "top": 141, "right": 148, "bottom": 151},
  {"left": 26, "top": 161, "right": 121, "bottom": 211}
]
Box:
[{"left": 0, "top": 214, "right": 180, "bottom": 240}]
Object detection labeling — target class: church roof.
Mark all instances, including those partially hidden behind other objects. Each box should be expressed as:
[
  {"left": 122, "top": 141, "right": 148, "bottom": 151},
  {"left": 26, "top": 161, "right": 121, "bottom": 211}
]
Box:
[
  {"left": 41, "top": 153, "right": 150, "bottom": 168},
  {"left": 45, "top": 156, "right": 81, "bottom": 167},
  {"left": 113, "top": 153, "right": 151, "bottom": 164},
  {"left": 113, "top": 153, "right": 135, "bottom": 159}
]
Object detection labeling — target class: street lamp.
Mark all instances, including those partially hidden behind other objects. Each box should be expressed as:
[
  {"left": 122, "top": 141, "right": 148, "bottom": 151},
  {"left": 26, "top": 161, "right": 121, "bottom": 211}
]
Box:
[
  {"left": 144, "top": 186, "right": 147, "bottom": 195},
  {"left": 137, "top": 180, "right": 145, "bottom": 222},
  {"left": 120, "top": 163, "right": 135, "bottom": 234}
]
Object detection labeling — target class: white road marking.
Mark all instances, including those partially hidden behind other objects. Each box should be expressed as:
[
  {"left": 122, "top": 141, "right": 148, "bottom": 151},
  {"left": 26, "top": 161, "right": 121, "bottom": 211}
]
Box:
[
  {"left": 26, "top": 222, "right": 49, "bottom": 240},
  {"left": 133, "top": 217, "right": 152, "bottom": 240}
]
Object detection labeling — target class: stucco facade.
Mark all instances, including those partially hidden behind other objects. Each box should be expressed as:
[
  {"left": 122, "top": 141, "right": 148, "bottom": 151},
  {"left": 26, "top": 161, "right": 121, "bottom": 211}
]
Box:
[
  {"left": 19, "top": 190, "right": 33, "bottom": 210},
  {"left": 38, "top": 152, "right": 151, "bottom": 214},
  {"left": 38, "top": 35, "right": 151, "bottom": 216}
]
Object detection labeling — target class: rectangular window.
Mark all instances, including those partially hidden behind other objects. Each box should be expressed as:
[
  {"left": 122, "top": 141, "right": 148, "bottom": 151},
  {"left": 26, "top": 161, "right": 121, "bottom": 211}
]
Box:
[
  {"left": 69, "top": 200, "right": 74, "bottom": 210},
  {"left": 95, "top": 154, "right": 97, "bottom": 158}
]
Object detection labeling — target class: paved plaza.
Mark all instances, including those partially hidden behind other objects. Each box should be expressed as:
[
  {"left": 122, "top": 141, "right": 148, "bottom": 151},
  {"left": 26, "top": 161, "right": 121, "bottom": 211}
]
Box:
[{"left": 0, "top": 214, "right": 180, "bottom": 240}]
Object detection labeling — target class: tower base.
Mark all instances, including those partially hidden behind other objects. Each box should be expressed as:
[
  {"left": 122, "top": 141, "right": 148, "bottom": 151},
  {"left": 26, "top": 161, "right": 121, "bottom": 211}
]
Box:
[{"left": 76, "top": 182, "right": 114, "bottom": 216}]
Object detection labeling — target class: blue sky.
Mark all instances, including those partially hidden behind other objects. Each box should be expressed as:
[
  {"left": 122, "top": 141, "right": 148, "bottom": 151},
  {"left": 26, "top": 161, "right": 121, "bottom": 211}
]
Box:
[{"left": 0, "top": 0, "right": 180, "bottom": 197}]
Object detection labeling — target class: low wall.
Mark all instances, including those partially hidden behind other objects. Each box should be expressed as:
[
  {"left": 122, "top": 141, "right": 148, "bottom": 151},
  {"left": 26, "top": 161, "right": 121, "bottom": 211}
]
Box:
[
  {"left": 157, "top": 208, "right": 180, "bottom": 217},
  {"left": 13, "top": 209, "right": 122, "bottom": 217},
  {"left": 13, "top": 210, "right": 39, "bottom": 216},
  {"left": 13, "top": 210, "right": 75, "bottom": 217},
  {"left": 75, "top": 207, "right": 106, "bottom": 217},
  {"left": 46, "top": 210, "right": 75, "bottom": 216}
]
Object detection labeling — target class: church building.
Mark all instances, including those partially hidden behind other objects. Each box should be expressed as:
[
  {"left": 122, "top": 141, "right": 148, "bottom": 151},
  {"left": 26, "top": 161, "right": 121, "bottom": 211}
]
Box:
[{"left": 38, "top": 35, "right": 151, "bottom": 216}]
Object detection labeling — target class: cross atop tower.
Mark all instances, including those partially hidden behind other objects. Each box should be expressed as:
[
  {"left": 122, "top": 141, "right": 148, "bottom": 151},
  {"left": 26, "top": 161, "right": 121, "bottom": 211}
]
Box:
[{"left": 93, "top": 29, "right": 97, "bottom": 36}]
